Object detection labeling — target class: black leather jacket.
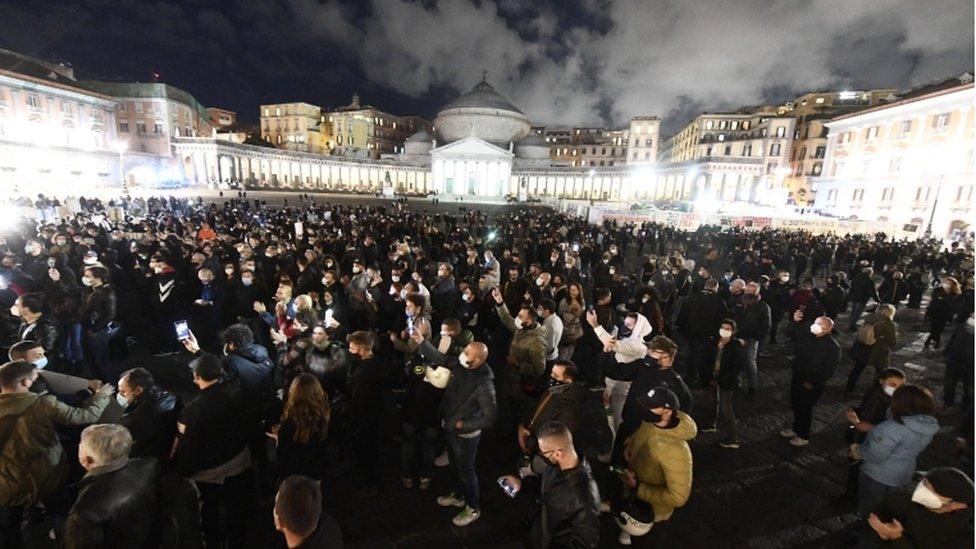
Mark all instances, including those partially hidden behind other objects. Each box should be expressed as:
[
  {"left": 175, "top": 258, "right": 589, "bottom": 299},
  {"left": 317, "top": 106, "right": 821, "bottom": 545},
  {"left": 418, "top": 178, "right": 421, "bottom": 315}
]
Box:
[
  {"left": 79, "top": 284, "right": 117, "bottom": 332},
  {"left": 121, "top": 386, "right": 180, "bottom": 462},
  {"left": 64, "top": 457, "right": 160, "bottom": 549},
  {"left": 18, "top": 315, "right": 63, "bottom": 356},
  {"left": 529, "top": 458, "right": 601, "bottom": 549}
]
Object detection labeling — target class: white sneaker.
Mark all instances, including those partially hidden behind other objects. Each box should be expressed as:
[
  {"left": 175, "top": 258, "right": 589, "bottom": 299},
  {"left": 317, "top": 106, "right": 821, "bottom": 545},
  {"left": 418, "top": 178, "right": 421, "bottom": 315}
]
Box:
[
  {"left": 779, "top": 428, "right": 797, "bottom": 439},
  {"left": 437, "top": 493, "right": 466, "bottom": 508},
  {"left": 618, "top": 531, "right": 632, "bottom": 545},
  {"left": 789, "top": 436, "right": 809, "bottom": 447},
  {"left": 435, "top": 451, "right": 450, "bottom": 467},
  {"left": 452, "top": 506, "right": 480, "bottom": 527}
]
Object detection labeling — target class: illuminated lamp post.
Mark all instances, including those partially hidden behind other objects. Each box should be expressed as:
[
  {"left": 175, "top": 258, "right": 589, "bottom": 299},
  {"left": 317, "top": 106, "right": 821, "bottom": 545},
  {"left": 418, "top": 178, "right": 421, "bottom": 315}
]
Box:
[
  {"left": 113, "top": 141, "right": 128, "bottom": 190},
  {"left": 924, "top": 175, "right": 944, "bottom": 237}
]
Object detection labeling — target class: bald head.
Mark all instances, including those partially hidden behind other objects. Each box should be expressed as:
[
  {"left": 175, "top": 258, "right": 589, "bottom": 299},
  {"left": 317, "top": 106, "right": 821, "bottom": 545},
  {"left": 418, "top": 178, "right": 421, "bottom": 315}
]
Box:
[
  {"left": 463, "top": 342, "right": 489, "bottom": 368},
  {"left": 814, "top": 316, "right": 834, "bottom": 335}
]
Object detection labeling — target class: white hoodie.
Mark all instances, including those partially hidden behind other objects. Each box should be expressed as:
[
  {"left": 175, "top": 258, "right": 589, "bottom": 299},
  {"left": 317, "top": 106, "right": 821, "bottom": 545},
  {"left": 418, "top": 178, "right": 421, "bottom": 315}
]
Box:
[{"left": 595, "top": 313, "right": 653, "bottom": 363}]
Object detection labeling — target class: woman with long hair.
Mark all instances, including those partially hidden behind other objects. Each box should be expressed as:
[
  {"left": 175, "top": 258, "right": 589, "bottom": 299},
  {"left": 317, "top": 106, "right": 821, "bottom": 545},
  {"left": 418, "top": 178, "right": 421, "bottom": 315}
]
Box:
[
  {"left": 269, "top": 373, "right": 331, "bottom": 481},
  {"left": 557, "top": 282, "right": 586, "bottom": 360}
]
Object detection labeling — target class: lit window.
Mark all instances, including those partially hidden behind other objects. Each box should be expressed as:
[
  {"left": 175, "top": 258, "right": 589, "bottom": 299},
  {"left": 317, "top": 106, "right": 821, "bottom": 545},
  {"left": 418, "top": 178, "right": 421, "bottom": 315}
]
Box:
[
  {"left": 815, "top": 97, "right": 825, "bottom": 104},
  {"left": 775, "top": 126, "right": 786, "bottom": 138},
  {"left": 135, "top": 102, "right": 143, "bottom": 113},
  {"left": 27, "top": 95, "right": 41, "bottom": 110},
  {"left": 705, "top": 120, "right": 713, "bottom": 130},
  {"left": 770, "top": 143, "right": 781, "bottom": 156},
  {"left": 933, "top": 113, "right": 950, "bottom": 132},
  {"left": 276, "top": 107, "right": 281, "bottom": 116},
  {"left": 898, "top": 120, "right": 911, "bottom": 136}
]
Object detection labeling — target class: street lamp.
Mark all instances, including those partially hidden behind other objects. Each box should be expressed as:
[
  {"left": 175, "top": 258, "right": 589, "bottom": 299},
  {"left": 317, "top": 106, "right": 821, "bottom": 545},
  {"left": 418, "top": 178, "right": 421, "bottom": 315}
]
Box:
[
  {"left": 112, "top": 141, "right": 128, "bottom": 189},
  {"left": 925, "top": 175, "right": 945, "bottom": 237}
]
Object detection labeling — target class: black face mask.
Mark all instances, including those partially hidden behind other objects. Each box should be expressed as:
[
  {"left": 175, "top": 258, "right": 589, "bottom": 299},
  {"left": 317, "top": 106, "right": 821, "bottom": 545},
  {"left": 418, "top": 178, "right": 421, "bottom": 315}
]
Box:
[
  {"left": 638, "top": 407, "right": 664, "bottom": 424},
  {"left": 546, "top": 377, "right": 568, "bottom": 390}
]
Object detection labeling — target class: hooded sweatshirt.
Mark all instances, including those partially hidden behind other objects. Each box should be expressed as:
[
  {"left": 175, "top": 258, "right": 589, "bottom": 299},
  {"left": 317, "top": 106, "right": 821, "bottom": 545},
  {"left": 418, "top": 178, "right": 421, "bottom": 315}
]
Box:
[{"left": 595, "top": 313, "right": 653, "bottom": 363}]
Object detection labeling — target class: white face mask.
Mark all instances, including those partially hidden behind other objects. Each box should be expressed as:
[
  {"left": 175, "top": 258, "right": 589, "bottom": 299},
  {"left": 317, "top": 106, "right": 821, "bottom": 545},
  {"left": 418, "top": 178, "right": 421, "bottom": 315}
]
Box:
[
  {"left": 352, "top": 267, "right": 362, "bottom": 274},
  {"left": 391, "top": 275, "right": 401, "bottom": 282},
  {"left": 719, "top": 329, "right": 733, "bottom": 339},
  {"left": 536, "top": 277, "right": 544, "bottom": 287},
  {"left": 81, "top": 277, "right": 93, "bottom": 287},
  {"left": 458, "top": 353, "right": 473, "bottom": 368},
  {"left": 911, "top": 482, "right": 944, "bottom": 510},
  {"left": 514, "top": 318, "right": 525, "bottom": 330},
  {"left": 641, "top": 296, "right": 650, "bottom": 303},
  {"left": 883, "top": 384, "right": 897, "bottom": 397},
  {"left": 116, "top": 393, "right": 129, "bottom": 408},
  {"left": 781, "top": 276, "right": 789, "bottom": 283},
  {"left": 809, "top": 323, "right": 823, "bottom": 335}
]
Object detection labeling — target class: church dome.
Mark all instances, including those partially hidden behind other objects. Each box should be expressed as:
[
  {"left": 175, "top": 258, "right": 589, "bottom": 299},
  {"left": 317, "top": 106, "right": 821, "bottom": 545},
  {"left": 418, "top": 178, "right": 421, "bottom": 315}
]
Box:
[
  {"left": 434, "top": 77, "right": 532, "bottom": 147},
  {"left": 515, "top": 134, "right": 550, "bottom": 159},
  {"left": 406, "top": 130, "right": 433, "bottom": 143}
]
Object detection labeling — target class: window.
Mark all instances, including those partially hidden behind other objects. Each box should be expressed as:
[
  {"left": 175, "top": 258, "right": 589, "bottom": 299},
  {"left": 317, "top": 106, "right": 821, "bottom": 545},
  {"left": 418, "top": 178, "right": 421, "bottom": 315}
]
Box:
[
  {"left": 898, "top": 120, "right": 911, "bottom": 137},
  {"left": 632, "top": 152, "right": 637, "bottom": 160},
  {"left": 775, "top": 126, "right": 786, "bottom": 138},
  {"left": 814, "top": 145, "right": 826, "bottom": 159},
  {"left": 644, "top": 152, "right": 651, "bottom": 160},
  {"left": 730, "top": 121, "right": 739, "bottom": 130},
  {"left": 276, "top": 134, "right": 282, "bottom": 144},
  {"left": 706, "top": 146, "right": 713, "bottom": 156},
  {"left": 719, "top": 120, "right": 727, "bottom": 130},
  {"left": 136, "top": 121, "right": 146, "bottom": 134},
  {"left": 743, "top": 144, "right": 752, "bottom": 157},
  {"left": 770, "top": 143, "right": 781, "bottom": 156},
  {"left": 852, "top": 189, "right": 865, "bottom": 202},
  {"left": 263, "top": 108, "right": 269, "bottom": 117},
  {"left": 644, "top": 138, "right": 652, "bottom": 146},
  {"left": 831, "top": 158, "right": 845, "bottom": 176},
  {"left": 705, "top": 120, "right": 713, "bottom": 130},
  {"left": 956, "top": 185, "right": 973, "bottom": 204},
  {"left": 135, "top": 101, "right": 143, "bottom": 113},
  {"left": 914, "top": 186, "right": 930, "bottom": 202},
  {"left": 827, "top": 189, "right": 838, "bottom": 202},
  {"left": 119, "top": 102, "right": 127, "bottom": 112},
  {"left": 61, "top": 102, "right": 73, "bottom": 118},
  {"left": 742, "top": 121, "right": 750, "bottom": 130},
  {"left": 811, "top": 163, "right": 822, "bottom": 176},
  {"left": 276, "top": 107, "right": 281, "bottom": 116},
  {"left": 865, "top": 126, "right": 879, "bottom": 141},
  {"left": 724, "top": 145, "right": 731, "bottom": 155},
  {"left": 27, "top": 94, "right": 41, "bottom": 111},
  {"left": 889, "top": 156, "right": 902, "bottom": 173},
  {"left": 153, "top": 123, "right": 163, "bottom": 135},
  {"left": 881, "top": 188, "right": 895, "bottom": 202},
  {"left": 718, "top": 134, "right": 725, "bottom": 142},
  {"left": 798, "top": 147, "right": 806, "bottom": 160},
  {"left": 933, "top": 113, "right": 950, "bottom": 132},
  {"left": 815, "top": 97, "right": 826, "bottom": 104},
  {"left": 119, "top": 121, "right": 130, "bottom": 133}
]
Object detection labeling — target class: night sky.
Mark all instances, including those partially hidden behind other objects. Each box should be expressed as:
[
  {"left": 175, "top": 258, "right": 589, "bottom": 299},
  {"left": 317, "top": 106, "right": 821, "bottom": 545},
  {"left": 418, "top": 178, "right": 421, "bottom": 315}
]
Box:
[{"left": 1, "top": 0, "right": 972, "bottom": 133}]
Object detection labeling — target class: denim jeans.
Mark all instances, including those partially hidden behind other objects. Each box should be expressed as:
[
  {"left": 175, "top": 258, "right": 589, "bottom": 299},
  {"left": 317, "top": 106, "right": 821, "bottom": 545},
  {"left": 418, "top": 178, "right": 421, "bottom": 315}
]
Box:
[
  {"left": 742, "top": 339, "right": 759, "bottom": 390},
  {"left": 447, "top": 432, "right": 481, "bottom": 510},
  {"left": 401, "top": 423, "right": 439, "bottom": 479}
]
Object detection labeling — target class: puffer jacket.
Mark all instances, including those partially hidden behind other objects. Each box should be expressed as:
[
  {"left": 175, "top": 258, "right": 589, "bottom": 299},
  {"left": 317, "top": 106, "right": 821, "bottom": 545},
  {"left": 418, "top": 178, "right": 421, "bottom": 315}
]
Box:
[
  {"left": 0, "top": 391, "right": 111, "bottom": 505},
  {"left": 223, "top": 343, "right": 274, "bottom": 394},
  {"left": 64, "top": 457, "right": 160, "bottom": 549},
  {"left": 624, "top": 411, "right": 697, "bottom": 521},
  {"left": 860, "top": 412, "right": 939, "bottom": 487},
  {"left": 416, "top": 339, "right": 497, "bottom": 438}
]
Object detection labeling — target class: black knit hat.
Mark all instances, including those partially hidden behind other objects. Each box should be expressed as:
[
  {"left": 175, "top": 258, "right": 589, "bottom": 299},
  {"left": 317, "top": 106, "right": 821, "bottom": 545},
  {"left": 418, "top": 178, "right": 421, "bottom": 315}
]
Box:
[{"left": 924, "top": 468, "right": 974, "bottom": 504}]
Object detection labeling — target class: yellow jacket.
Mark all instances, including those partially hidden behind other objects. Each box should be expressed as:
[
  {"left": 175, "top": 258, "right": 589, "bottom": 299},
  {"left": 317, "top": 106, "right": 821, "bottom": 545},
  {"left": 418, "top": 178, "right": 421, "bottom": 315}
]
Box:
[{"left": 624, "top": 410, "right": 697, "bottom": 520}]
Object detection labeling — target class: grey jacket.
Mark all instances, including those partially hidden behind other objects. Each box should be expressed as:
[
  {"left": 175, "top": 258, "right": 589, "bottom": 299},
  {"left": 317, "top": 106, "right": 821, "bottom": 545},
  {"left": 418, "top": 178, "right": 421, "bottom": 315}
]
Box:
[{"left": 416, "top": 339, "right": 497, "bottom": 437}]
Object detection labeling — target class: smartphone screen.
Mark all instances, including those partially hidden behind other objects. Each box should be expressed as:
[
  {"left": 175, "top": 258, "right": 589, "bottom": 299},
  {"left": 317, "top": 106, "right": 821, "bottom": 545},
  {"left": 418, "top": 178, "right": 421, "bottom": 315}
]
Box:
[
  {"left": 174, "top": 320, "right": 191, "bottom": 340},
  {"left": 497, "top": 477, "right": 517, "bottom": 498}
]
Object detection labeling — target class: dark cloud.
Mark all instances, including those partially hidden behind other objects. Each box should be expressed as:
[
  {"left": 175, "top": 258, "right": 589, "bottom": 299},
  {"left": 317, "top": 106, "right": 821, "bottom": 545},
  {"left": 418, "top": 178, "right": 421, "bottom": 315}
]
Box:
[{"left": 0, "top": 0, "right": 970, "bottom": 132}]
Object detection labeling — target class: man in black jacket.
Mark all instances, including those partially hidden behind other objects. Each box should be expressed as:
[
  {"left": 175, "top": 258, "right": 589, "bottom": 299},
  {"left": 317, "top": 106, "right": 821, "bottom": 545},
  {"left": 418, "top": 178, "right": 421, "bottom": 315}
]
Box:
[
  {"left": 500, "top": 422, "right": 601, "bottom": 548},
  {"left": 734, "top": 293, "right": 770, "bottom": 400},
  {"left": 413, "top": 332, "right": 496, "bottom": 528},
  {"left": 65, "top": 424, "right": 159, "bottom": 549},
  {"left": 779, "top": 313, "right": 841, "bottom": 447},
  {"left": 677, "top": 279, "right": 728, "bottom": 387},
  {"left": 848, "top": 267, "right": 879, "bottom": 332},
  {"left": 345, "top": 331, "right": 384, "bottom": 497},
  {"left": 274, "top": 475, "right": 344, "bottom": 549},
  {"left": 117, "top": 367, "right": 179, "bottom": 463},
  {"left": 79, "top": 265, "right": 118, "bottom": 382},
  {"left": 518, "top": 361, "right": 586, "bottom": 456},
  {"left": 600, "top": 335, "right": 693, "bottom": 464},
  {"left": 177, "top": 354, "right": 251, "bottom": 548},
  {"left": 11, "top": 293, "right": 63, "bottom": 369}
]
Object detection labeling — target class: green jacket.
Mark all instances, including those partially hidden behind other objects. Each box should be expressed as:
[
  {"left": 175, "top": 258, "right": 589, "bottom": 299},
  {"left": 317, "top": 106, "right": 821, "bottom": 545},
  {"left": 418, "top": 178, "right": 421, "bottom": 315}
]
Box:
[
  {"left": 0, "top": 391, "right": 111, "bottom": 505},
  {"left": 496, "top": 303, "right": 547, "bottom": 397},
  {"left": 625, "top": 411, "right": 697, "bottom": 521}
]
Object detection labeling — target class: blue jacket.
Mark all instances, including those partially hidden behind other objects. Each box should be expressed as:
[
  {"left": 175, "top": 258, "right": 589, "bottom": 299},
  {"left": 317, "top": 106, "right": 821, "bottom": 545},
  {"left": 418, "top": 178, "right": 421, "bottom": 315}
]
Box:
[{"left": 860, "top": 413, "right": 939, "bottom": 487}]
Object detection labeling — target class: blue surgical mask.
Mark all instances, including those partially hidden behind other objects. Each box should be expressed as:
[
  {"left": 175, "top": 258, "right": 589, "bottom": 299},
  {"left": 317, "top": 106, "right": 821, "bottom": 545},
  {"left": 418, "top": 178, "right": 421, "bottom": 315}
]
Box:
[{"left": 33, "top": 356, "right": 48, "bottom": 370}]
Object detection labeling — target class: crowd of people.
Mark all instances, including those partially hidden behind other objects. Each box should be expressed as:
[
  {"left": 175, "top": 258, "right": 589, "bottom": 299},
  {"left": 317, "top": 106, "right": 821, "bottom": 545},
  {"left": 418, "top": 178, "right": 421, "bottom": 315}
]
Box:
[{"left": 0, "top": 192, "right": 972, "bottom": 548}]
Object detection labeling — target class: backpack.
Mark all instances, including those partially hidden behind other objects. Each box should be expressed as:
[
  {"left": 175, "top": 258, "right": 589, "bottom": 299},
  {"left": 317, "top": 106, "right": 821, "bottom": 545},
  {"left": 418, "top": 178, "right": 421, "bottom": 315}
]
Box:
[{"left": 856, "top": 320, "right": 882, "bottom": 346}]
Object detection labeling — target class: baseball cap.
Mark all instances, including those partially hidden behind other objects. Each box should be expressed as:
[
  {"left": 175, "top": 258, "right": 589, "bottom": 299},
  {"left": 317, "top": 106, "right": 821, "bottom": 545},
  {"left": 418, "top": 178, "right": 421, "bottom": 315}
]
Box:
[
  {"left": 923, "top": 468, "right": 974, "bottom": 504},
  {"left": 636, "top": 386, "right": 679, "bottom": 414}
]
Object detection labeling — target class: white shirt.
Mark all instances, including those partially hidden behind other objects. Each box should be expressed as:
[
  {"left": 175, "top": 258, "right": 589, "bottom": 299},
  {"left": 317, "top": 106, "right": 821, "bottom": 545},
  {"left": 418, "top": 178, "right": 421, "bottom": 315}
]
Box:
[{"left": 541, "top": 313, "right": 564, "bottom": 361}]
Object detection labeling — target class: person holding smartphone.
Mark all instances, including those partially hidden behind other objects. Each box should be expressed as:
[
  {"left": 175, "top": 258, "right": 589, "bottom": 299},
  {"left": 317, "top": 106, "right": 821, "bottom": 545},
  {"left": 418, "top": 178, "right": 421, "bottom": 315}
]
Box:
[{"left": 497, "top": 422, "right": 601, "bottom": 548}]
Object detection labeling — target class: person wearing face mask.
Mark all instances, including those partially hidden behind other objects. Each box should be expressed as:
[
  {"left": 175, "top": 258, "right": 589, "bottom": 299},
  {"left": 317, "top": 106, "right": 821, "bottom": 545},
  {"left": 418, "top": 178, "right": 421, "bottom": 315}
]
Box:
[
  {"left": 482, "top": 250, "right": 500, "bottom": 286},
  {"left": 20, "top": 239, "right": 48, "bottom": 284},
  {"left": 498, "top": 422, "right": 601, "bottom": 549},
  {"left": 839, "top": 368, "right": 906, "bottom": 501},
  {"left": 391, "top": 293, "right": 432, "bottom": 356},
  {"left": 942, "top": 313, "right": 974, "bottom": 410},
  {"left": 116, "top": 367, "right": 179, "bottom": 463},
  {"left": 491, "top": 287, "right": 547, "bottom": 415},
  {"left": 765, "top": 270, "right": 793, "bottom": 345},
  {"left": 866, "top": 467, "right": 973, "bottom": 548},
  {"left": 148, "top": 253, "right": 186, "bottom": 353},
  {"left": 592, "top": 253, "right": 614, "bottom": 290},
  {"left": 456, "top": 286, "right": 481, "bottom": 335},
  {"left": 536, "top": 299, "right": 563, "bottom": 365},
  {"left": 501, "top": 266, "right": 530, "bottom": 313},
  {"left": 615, "top": 387, "right": 696, "bottom": 547},
  {"left": 76, "top": 266, "right": 118, "bottom": 382},
  {"left": 344, "top": 331, "right": 384, "bottom": 497},
  {"left": 412, "top": 332, "right": 496, "bottom": 527},
  {"left": 430, "top": 263, "right": 458, "bottom": 328},
  {"left": 847, "top": 304, "right": 898, "bottom": 394},
  {"left": 700, "top": 320, "right": 745, "bottom": 449},
  {"left": 0, "top": 360, "right": 113, "bottom": 547},
  {"left": 734, "top": 292, "right": 770, "bottom": 400},
  {"left": 779, "top": 314, "right": 840, "bottom": 447},
  {"left": 676, "top": 278, "right": 728, "bottom": 387},
  {"left": 191, "top": 267, "right": 226, "bottom": 353},
  {"left": 856, "top": 385, "right": 939, "bottom": 545},
  {"left": 11, "top": 293, "right": 63, "bottom": 366},
  {"left": 517, "top": 361, "right": 585, "bottom": 458},
  {"left": 878, "top": 270, "right": 908, "bottom": 309}
]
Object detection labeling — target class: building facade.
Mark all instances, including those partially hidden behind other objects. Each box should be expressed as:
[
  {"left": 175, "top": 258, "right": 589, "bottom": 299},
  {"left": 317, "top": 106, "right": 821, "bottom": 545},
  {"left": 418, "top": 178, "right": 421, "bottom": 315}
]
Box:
[
  {"left": 812, "top": 76, "right": 974, "bottom": 237},
  {"left": 328, "top": 94, "right": 432, "bottom": 159},
  {"left": 80, "top": 81, "right": 213, "bottom": 157},
  {"left": 207, "top": 107, "right": 236, "bottom": 128},
  {"left": 260, "top": 102, "right": 330, "bottom": 154},
  {"left": 627, "top": 116, "right": 660, "bottom": 164},
  {"left": 782, "top": 89, "right": 895, "bottom": 204}
]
